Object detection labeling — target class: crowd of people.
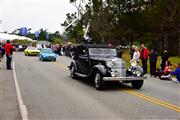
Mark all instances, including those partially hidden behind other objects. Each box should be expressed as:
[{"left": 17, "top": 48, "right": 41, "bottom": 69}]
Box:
[
  {"left": 127, "top": 43, "right": 179, "bottom": 83},
  {"left": 0, "top": 40, "right": 179, "bottom": 83}
]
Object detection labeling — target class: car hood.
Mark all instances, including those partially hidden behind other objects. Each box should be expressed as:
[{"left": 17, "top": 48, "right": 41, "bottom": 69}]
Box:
[{"left": 25, "top": 50, "right": 40, "bottom": 52}]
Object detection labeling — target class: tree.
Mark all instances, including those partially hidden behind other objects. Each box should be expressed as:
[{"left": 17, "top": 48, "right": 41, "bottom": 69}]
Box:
[
  {"left": 63, "top": 0, "right": 180, "bottom": 55},
  {"left": 61, "top": 12, "right": 84, "bottom": 43},
  {"left": 39, "top": 28, "right": 48, "bottom": 40}
]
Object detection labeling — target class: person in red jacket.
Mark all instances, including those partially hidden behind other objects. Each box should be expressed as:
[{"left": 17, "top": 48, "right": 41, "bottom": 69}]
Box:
[
  {"left": 140, "top": 43, "right": 149, "bottom": 75},
  {"left": 4, "top": 40, "right": 14, "bottom": 70}
]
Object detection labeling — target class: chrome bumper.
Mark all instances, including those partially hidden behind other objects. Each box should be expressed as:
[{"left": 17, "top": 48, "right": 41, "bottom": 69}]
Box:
[{"left": 103, "top": 76, "right": 147, "bottom": 81}]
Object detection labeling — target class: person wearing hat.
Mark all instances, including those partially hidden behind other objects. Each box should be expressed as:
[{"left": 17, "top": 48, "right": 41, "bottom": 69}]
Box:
[{"left": 161, "top": 50, "right": 169, "bottom": 71}]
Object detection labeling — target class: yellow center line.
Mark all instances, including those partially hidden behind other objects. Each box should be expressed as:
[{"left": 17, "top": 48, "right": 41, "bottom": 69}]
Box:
[
  {"left": 123, "top": 90, "right": 180, "bottom": 112},
  {"left": 55, "top": 61, "right": 180, "bottom": 112}
]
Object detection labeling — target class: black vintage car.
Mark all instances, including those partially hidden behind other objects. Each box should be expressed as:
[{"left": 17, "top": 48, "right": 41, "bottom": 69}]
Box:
[{"left": 69, "top": 44, "right": 146, "bottom": 90}]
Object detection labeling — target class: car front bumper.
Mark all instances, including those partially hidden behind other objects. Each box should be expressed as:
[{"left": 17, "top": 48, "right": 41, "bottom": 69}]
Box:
[
  {"left": 29, "top": 52, "right": 39, "bottom": 55},
  {"left": 103, "top": 76, "right": 147, "bottom": 81},
  {"left": 43, "top": 56, "right": 56, "bottom": 60}
]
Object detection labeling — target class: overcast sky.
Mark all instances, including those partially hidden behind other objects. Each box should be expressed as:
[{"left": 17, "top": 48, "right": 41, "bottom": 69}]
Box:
[{"left": 1, "top": 0, "right": 77, "bottom": 33}]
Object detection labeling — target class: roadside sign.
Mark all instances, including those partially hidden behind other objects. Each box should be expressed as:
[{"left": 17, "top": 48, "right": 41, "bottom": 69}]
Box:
[
  {"left": 20, "top": 27, "right": 28, "bottom": 36},
  {"left": 46, "top": 33, "right": 49, "bottom": 40},
  {"left": 35, "top": 31, "right": 40, "bottom": 38}
]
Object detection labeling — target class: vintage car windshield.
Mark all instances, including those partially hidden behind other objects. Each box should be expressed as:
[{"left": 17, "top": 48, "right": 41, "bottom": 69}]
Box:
[
  {"left": 89, "top": 48, "right": 117, "bottom": 57},
  {"left": 41, "top": 49, "right": 53, "bottom": 53}
]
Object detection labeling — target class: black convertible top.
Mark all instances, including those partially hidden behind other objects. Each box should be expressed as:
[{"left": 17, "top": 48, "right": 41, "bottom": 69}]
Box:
[{"left": 76, "top": 44, "right": 114, "bottom": 49}]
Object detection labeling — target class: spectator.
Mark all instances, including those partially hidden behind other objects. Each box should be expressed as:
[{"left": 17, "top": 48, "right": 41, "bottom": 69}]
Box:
[
  {"left": 159, "top": 61, "right": 172, "bottom": 80},
  {"left": 140, "top": 43, "right": 149, "bottom": 75},
  {"left": 130, "top": 45, "right": 135, "bottom": 59},
  {"left": 171, "top": 63, "right": 180, "bottom": 83},
  {"left": 18, "top": 44, "right": 23, "bottom": 51},
  {"left": 132, "top": 46, "right": 140, "bottom": 63},
  {"left": 3, "top": 40, "right": 14, "bottom": 70},
  {"left": 161, "top": 50, "right": 169, "bottom": 71},
  {"left": 150, "top": 49, "right": 158, "bottom": 77},
  {"left": 0, "top": 43, "right": 5, "bottom": 62},
  {"left": 117, "top": 45, "right": 123, "bottom": 58}
]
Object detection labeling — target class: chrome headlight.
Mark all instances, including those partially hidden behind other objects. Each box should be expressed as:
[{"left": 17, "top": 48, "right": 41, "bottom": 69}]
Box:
[
  {"left": 136, "top": 70, "right": 141, "bottom": 77},
  {"left": 106, "top": 59, "right": 113, "bottom": 68}
]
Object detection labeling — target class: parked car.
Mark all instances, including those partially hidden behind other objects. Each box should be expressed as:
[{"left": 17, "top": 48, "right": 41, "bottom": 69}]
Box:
[
  {"left": 24, "top": 47, "right": 40, "bottom": 56},
  {"left": 68, "top": 44, "right": 146, "bottom": 90},
  {"left": 39, "top": 48, "right": 57, "bottom": 61}
]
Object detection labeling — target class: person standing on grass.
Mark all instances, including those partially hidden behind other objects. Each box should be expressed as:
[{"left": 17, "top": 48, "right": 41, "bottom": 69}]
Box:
[
  {"left": 132, "top": 46, "right": 140, "bottom": 63},
  {"left": 150, "top": 48, "right": 158, "bottom": 77},
  {"left": 3, "top": 40, "right": 14, "bottom": 70},
  {"left": 161, "top": 50, "right": 169, "bottom": 71},
  {"left": 117, "top": 45, "right": 123, "bottom": 58},
  {"left": 140, "top": 43, "right": 149, "bottom": 75},
  {"left": 130, "top": 45, "right": 135, "bottom": 59}
]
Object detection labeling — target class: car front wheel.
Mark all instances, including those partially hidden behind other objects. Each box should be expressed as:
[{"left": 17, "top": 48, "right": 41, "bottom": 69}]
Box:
[
  {"left": 131, "top": 80, "right": 144, "bottom": 89},
  {"left": 94, "top": 72, "right": 104, "bottom": 90},
  {"left": 40, "top": 56, "right": 44, "bottom": 61}
]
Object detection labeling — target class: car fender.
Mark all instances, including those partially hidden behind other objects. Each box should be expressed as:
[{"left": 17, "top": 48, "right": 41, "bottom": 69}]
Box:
[
  {"left": 69, "top": 61, "right": 77, "bottom": 71},
  {"left": 90, "top": 64, "right": 106, "bottom": 76}
]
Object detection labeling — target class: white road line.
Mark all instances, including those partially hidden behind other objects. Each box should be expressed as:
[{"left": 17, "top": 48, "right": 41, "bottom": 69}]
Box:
[
  {"left": 13, "top": 62, "right": 28, "bottom": 120},
  {"left": 0, "top": 61, "right": 2, "bottom": 120}
]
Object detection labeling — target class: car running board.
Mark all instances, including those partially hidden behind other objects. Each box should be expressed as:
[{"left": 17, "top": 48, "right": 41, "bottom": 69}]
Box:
[{"left": 75, "top": 73, "right": 88, "bottom": 78}]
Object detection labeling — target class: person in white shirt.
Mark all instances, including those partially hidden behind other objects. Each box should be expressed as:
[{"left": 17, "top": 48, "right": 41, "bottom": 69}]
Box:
[{"left": 132, "top": 46, "right": 140, "bottom": 63}]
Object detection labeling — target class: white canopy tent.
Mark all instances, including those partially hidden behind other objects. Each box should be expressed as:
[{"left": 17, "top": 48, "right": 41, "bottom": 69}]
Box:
[{"left": 0, "top": 33, "right": 34, "bottom": 42}]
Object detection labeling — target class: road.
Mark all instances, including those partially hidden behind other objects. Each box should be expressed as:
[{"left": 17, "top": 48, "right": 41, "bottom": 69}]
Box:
[{"left": 13, "top": 52, "right": 180, "bottom": 119}]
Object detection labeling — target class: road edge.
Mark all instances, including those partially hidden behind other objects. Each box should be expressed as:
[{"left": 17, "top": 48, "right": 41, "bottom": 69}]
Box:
[{"left": 13, "top": 62, "right": 28, "bottom": 120}]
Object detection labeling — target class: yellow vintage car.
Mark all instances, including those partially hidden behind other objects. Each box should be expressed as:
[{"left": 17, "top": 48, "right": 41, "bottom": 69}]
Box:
[{"left": 24, "top": 47, "right": 40, "bottom": 56}]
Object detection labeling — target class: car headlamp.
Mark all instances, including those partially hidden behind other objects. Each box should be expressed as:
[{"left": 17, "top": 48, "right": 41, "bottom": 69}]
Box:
[
  {"left": 136, "top": 71, "right": 141, "bottom": 77},
  {"left": 106, "top": 60, "right": 113, "bottom": 68}
]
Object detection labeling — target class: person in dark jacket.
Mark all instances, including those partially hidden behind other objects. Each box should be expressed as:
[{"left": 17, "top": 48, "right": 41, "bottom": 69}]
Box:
[
  {"left": 171, "top": 63, "right": 180, "bottom": 83},
  {"left": 117, "top": 45, "right": 123, "bottom": 58},
  {"left": 150, "top": 49, "right": 158, "bottom": 77},
  {"left": 140, "top": 43, "right": 150, "bottom": 75},
  {"left": 0, "top": 44, "right": 5, "bottom": 62},
  {"left": 161, "top": 50, "right": 169, "bottom": 71},
  {"left": 0, "top": 43, "right": 5, "bottom": 58},
  {"left": 130, "top": 45, "right": 135, "bottom": 59}
]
